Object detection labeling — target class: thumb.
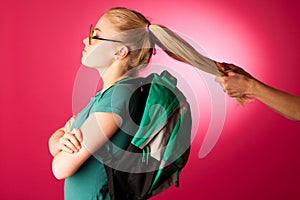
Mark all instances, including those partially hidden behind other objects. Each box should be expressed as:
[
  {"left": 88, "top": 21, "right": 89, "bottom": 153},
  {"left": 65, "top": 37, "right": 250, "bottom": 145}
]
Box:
[
  {"left": 215, "top": 62, "right": 226, "bottom": 72},
  {"left": 214, "top": 76, "right": 223, "bottom": 84},
  {"left": 226, "top": 70, "right": 237, "bottom": 76},
  {"left": 70, "top": 115, "right": 77, "bottom": 124}
]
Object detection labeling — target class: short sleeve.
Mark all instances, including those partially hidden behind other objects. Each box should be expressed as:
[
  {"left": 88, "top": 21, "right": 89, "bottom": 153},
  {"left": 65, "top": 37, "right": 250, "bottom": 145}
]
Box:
[
  {"left": 90, "top": 83, "right": 136, "bottom": 120},
  {"left": 88, "top": 82, "right": 144, "bottom": 158}
]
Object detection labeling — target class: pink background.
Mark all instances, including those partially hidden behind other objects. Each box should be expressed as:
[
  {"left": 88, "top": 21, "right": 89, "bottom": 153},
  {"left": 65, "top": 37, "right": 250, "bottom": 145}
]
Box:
[{"left": 1, "top": 0, "right": 300, "bottom": 199}]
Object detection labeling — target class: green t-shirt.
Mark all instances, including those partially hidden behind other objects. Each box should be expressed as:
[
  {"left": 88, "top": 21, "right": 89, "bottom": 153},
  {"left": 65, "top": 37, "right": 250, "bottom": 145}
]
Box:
[{"left": 64, "top": 78, "right": 143, "bottom": 200}]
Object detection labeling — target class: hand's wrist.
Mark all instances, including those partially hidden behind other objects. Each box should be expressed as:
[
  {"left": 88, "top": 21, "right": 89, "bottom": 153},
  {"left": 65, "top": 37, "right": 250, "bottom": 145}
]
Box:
[{"left": 247, "top": 78, "right": 262, "bottom": 98}]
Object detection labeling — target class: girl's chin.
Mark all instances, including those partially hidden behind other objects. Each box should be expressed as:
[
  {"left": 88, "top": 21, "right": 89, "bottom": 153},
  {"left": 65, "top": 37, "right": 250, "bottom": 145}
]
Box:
[{"left": 81, "top": 56, "right": 86, "bottom": 66}]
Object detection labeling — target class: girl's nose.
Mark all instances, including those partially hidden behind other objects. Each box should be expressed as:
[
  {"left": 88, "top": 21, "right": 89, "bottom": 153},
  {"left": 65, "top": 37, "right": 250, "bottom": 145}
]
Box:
[{"left": 83, "top": 37, "right": 89, "bottom": 45}]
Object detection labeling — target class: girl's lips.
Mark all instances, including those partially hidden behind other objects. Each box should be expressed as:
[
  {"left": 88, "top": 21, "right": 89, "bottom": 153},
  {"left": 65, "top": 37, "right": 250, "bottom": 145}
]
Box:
[{"left": 82, "top": 49, "right": 87, "bottom": 54}]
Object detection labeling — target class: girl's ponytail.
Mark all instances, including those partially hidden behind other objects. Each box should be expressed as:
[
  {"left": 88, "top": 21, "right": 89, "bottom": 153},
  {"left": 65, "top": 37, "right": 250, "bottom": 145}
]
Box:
[
  {"left": 105, "top": 7, "right": 249, "bottom": 103},
  {"left": 149, "top": 24, "right": 219, "bottom": 75},
  {"left": 149, "top": 24, "right": 250, "bottom": 103}
]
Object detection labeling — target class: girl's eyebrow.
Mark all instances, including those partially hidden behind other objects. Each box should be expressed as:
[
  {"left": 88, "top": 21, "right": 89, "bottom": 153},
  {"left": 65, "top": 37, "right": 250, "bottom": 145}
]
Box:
[{"left": 94, "top": 27, "right": 101, "bottom": 32}]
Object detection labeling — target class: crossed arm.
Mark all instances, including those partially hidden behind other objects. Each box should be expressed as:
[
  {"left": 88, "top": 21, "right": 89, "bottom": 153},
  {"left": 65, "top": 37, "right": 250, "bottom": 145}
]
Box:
[
  {"left": 216, "top": 62, "right": 300, "bottom": 121},
  {"left": 49, "top": 112, "right": 121, "bottom": 179}
]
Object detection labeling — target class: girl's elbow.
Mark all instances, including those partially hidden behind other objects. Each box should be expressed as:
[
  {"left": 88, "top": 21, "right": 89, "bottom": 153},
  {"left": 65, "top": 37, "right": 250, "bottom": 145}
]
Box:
[
  {"left": 52, "top": 160, "right": 72, "bottom": 180},
  {"left": 52, "top": 171, "right": 65, "bottom": 180},
  {"left": 52, "top": 165, "right": 67, "bottom": 180}
]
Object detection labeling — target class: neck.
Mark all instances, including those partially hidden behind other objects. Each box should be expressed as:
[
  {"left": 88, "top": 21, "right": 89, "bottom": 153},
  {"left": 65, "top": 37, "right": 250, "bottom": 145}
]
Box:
[{"left": 99, "top": 63, "right": 129, "bottom": 92}]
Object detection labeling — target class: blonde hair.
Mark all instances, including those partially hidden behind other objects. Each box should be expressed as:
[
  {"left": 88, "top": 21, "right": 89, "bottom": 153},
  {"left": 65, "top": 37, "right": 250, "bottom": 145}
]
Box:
[
  {"left": 105, "top": 8, "right": 154, "bottom": 71},
  {"left": 105, "top": 7, "right": 219, "bottom": 75}
]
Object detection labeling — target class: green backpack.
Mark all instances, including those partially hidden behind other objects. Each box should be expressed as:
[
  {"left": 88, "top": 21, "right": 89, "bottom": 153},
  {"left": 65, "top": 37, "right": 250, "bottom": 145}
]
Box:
[{"left": 103, "top": 70, "right": 192, "bottom": 200}]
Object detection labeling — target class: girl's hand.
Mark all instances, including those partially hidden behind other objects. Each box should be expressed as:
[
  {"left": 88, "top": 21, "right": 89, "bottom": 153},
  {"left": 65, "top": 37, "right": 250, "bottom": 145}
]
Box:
[
  {"left": 64, "top": 115, "right": 77, "bottom": 133},
  {"left": 58, "top": 128, "right": 83, "bottom": 153},
  {"left": 57, "top": 115, "right": 83, "bottom": 154}
]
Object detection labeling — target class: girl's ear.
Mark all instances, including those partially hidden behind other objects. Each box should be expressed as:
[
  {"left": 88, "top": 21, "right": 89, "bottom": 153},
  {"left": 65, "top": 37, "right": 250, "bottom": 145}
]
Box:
[{"left": 114, "top": 46, "right": 129, "bottom": 59}]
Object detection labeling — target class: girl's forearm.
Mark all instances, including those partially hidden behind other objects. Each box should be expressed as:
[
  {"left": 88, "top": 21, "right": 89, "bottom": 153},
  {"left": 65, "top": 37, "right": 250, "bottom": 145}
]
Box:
[
  {"left": 49, "top": 128, "right": 64, "bottom": 157},
  {"left": 52, "top": 144, "right": 90, "bottom": 180},
  {"left": 250, "top": 80, "right": 300, "bottom": 121}
]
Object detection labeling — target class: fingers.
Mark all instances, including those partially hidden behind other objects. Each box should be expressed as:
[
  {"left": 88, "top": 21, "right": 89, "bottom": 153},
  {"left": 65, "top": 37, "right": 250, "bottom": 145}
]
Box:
[
  {"left": 64, "top": 131, "right": 82, "bottom": 150},
  {"left": 214, "top": 76, "right": 223, "bottom": 84},
  {"left": 58, "top": 132, "right": 82, "bottom": 153},
  {"left": 222, "top": 63, "right": 251, "bottom": 78},
  {"left": 215, "top": 62, "right": 227, "bottom": 76},
  {"left": 226, "top": 90, "right": 242, "bottom": 98},
  {"left": 222, "top": 83, "right": 243, "bottom": 97},
  {"left": 225, "top": 63, "right": 238, "bottom": 71},
  {"left": 215, "top": 63, "right": 253, "bottom": 103},
  {"left": 216, "top": 62, "right": 245, "bottom": 74},
  {"left": 73, "top": 128, "right": 83, "bottom": 143},
  {"left": 223, "top": 78, "right": 247, "bottom": 97},
  {"left": 215, "top": 69, "right": 248, "bottom": 97},
  {"left": 64, "top": 120, "right": 71, "bottom": 133},
  {"left": 215, "top": 62, "right": 233, "bottom": 71},
  {"left": 215, "top": 72, "right": 242, "bottom": 95},
  {"left": 56, "top": 140, "right": 74, "bottom": 154},
  {"left": 215, "top": 73, "right": 231, "bottom": 89},
  {"left": 226, "top": 71, "right": 236, "bottom": 76},
  {"left": 215, "top": 71, "right": 236, "bottom": 84},
  {"left": 70, "top": 115, "right": 77, "bottom": 125},
  {"left": 215, "top": 76, "right": 226, "bottom": 93},
  {"left": 215, "top": 62, "right": 225, "bottom": 71}
]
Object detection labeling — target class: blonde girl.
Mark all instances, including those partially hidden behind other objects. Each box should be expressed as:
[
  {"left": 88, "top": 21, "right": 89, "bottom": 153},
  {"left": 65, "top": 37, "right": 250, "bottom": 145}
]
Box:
[{"left": 49, "top": 7, "right": 219, "bottom": 200}]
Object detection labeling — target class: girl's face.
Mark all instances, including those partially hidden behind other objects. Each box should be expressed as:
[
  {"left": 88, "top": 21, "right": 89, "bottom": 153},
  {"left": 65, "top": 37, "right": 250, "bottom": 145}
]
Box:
[{"left": 81, "top": 15, "right": 121, "bottom": 68}]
